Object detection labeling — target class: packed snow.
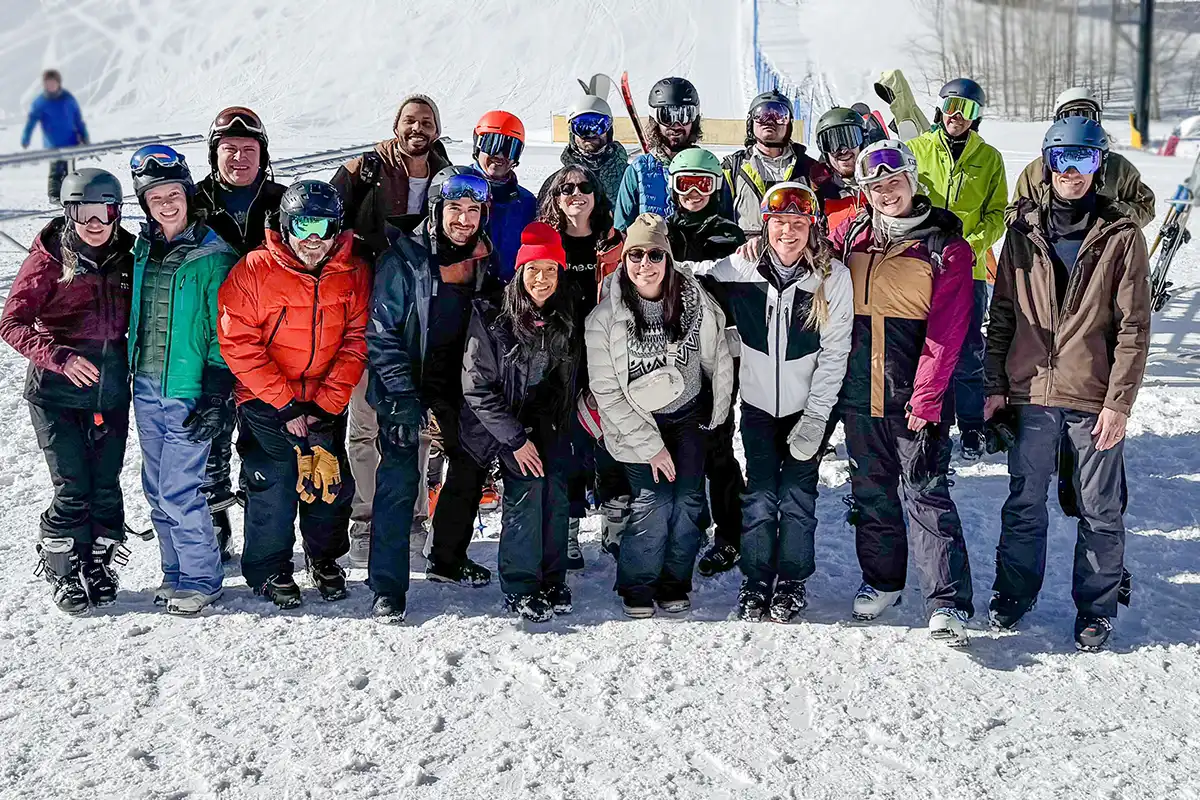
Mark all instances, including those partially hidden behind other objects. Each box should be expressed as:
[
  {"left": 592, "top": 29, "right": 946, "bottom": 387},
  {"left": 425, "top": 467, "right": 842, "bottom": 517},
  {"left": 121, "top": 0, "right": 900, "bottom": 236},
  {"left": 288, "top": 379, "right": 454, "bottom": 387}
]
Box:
[{"left": 1, "top": 1, "right": 1199, "bottom": 798}]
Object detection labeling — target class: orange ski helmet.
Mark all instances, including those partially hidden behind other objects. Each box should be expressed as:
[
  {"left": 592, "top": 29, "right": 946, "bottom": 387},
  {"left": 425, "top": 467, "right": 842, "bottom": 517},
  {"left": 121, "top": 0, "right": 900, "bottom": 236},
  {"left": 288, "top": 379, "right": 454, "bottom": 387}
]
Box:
[{"left": 473, "top": 110, "right": 526, "bottom": 162}]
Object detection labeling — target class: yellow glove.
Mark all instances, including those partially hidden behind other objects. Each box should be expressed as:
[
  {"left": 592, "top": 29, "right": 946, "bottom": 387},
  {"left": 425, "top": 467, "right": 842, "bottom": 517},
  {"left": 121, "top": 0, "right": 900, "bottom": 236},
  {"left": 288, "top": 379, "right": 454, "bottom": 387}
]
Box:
[
  {"left": 311, "top": 446, "right": 342, "bottom": 504},
  {"left": 294, "top": 445, "right": 317, "bottom": 504}
]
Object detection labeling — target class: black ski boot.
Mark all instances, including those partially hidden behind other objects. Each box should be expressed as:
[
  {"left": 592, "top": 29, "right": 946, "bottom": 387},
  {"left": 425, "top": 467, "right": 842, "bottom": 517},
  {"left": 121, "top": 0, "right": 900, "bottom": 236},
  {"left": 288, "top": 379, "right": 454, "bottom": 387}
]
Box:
[
  {"left": 308, "top": 558, "right": 348, "bottom": 601},
  {"left": 1074, "top": 615, "right": 1113, "bottom": 652},
  {"left": 79, "top": 537, "right": 128, "bottom": 607},
  {"left": 258, "top": 573, "right": 302, "bottom": 609},
  {"left": 36, "top": 538, "right": 90, "bottom": 616},
  {"left": 737, "top": 585, "right": 769, "bottom": 622},
  {"left": 371, "top": 593, "right": 406, "bottom": 624},
  {"left": 505, "top": 592, "right": 553, "bottom": 623},
  {"left": 426, "top": 557, "right": 491, "bottom": 587},
  {"left": 543, "top": 583, "right": 573, "bottom": 615},
  {"left": 959, "top": 428, "right": 986, "bottom": 462},
  {"left": 988, "top": 593, "right": 1035, "bottom": 631},
  {"left": 697, "top": 543, "right": 739, "bottom": 577},
  {"left": 768, "top": 580, "right": 808, "bottom": 623}
]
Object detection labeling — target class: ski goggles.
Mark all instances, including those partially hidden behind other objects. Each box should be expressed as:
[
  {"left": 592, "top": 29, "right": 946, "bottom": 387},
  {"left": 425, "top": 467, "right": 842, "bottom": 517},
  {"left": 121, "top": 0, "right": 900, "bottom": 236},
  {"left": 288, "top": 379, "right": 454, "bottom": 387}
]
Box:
[
  {"left": 476, "top": 132, "right": 524, "bottom": 162},
  {"left": 817, "top": 124, "right": 865, "bottom": 156},
  {"left": 570, "top": 112, "right": 612, "bottom": 139},
  {"left": 751, "top": 100, "right": 792, "bottom": 126},
  {"left": 654, "top": 104, "right": 699, "bottom": 127},
  {"left": 671, "top": 171, "right": 720, "bottom": 197},
  {"left": 438, "top": 172, "right": 491, "bottom": 204},
  {"left": 556, "top": 180, "right": 595, "bottom": 197},
  {"left": 130, "top": 145, "right": 187, "bottom": 176},
  {"left": 1044, "top": 145, "right": 1103, "bottom": 176},
  {"left": 855, "top": 147, "right": 911, "bottom": 184},
  {"left": 288, "top": 215, "right": 340, "bottom": 241},
  {"left": 1057, "top": 104, "right": 1101, "bottom": 123},
  {"left": 212, "top": 106, "right": 267, "bottom": 140},
  {"left": 65, "top": 202, "right": 120, "bottom": 225},
  {"left": 761, "top": 184, "right": 819, "bottom": 220},
  {"left": 940, "top": 96, "right": 982, "bottom": 121},
  {"left": 625, "top": 248, "right": 668, "bottom": 264}
]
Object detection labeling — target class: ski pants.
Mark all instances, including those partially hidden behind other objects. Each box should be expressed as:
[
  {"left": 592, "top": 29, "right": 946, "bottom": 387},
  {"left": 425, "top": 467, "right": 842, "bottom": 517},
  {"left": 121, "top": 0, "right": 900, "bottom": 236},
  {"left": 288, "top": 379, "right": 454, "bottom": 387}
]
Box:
[
  {"left": 994, "top": 404, "right": 1127, "bottom": 618},
  {"left": 236, "top": 400, "right": 352, "bottom": 591},
  {"left": 48, "top": 160, "right": 69, "bottom": 202},
  {"left": 29, "top": 402, "right": 128, "bottom": 544},
  {"left": 952, "top": 279, "right": 989, "bottom": 433},
  {"left": 707, "top": 373, "right": 746, "bottom": 550},
  {"left": 843, "top": 411, "right": 974, "bottom": 617},
  {"left": 617, "top": 404, "right": 707, "bottom": 604},
  {"left": 739, "top": 403, "right": 820, "bottom": 593},
  {"left": 367, "top": 429, "right": 421, "bottom": 600},
  {"left": 348, "top": 375, "right": 433, "bottom": 530},
  {"left": 567, "top": 417, "right": 596, "bottom": 519},
  {"left": 498, "top": 422, "right": 570, "bottom": 596},
  {"left": 201, "top": 400, "right": 236, "bottom": 510},
  {"left": 427, "top": 396, "right": 488, "bottom": 571},
  {"left": 133, "top": 375, "right": 222, "bottom": 595}
]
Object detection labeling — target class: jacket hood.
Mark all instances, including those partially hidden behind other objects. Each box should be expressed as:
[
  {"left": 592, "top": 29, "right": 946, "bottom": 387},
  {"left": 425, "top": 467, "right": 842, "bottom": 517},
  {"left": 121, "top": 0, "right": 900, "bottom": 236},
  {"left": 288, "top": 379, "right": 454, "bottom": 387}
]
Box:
[{"left": 264, "top": 229, "right": 363, "bottom": 276}]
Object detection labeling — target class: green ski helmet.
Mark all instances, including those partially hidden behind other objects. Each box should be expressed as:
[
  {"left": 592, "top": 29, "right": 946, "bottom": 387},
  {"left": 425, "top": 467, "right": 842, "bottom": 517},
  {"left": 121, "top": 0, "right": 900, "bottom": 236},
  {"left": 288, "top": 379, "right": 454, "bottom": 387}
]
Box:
[{"left": 669, "top": 147, "right": 722, "bottom": 177}]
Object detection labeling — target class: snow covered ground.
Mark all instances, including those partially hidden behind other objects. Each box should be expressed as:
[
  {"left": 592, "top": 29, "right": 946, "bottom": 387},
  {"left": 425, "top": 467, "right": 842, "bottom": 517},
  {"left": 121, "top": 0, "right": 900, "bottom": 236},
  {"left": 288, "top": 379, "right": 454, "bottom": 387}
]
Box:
[{"left": 2, "top": 1, "right": 1200, "bottom": 798}]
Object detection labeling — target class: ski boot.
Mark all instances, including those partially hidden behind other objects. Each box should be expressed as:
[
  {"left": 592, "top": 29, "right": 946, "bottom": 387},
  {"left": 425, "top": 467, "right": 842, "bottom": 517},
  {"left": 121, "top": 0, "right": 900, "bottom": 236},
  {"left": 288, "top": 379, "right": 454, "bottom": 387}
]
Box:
[
  {"left": 737, "top": 585, "right": 769, "bottom": 622},
  {"left": 257, "top": 573, "right": 302, "bottom": 609},
  {"left": 929, "top": 607, "right": 970, "bottom": 647},
  {"left": 600, "top": 495, "right": 630, "bottom": 559},
  {"left": 168, "top": 589, "right": 222, "bottom": 616},
  {"left": 505, "top": 592, "right": 553, "bottom": 623},
  {"left": 35, "top": 538, "right": 89, "bottom": 615},
  {"left": 308, "top": 558, "right": 349, "bottom": 601},
  {"left": 697, "top": 542, "right": 740, "bottom": 577},
  {"left": 426, "top": 558, "right": 491, "bottom": 587},
  {"left": 543, "top": 583, "right": 573, "bottom": 615},
  {"left": 347, "top": 520, "right": 371, "bottom": 569},
  {"left": 769, "top": 580, "right": 808, "bottom": 623},
  {"left": 988, "top": 593, "right": 1035, "bottom": 631},
  {"left": 852, "top": 583, "right": 902, "bottom": 621},
  {"left": 959, "top": 428, "right": 986, "bottom": 462},
  {"left": 566, "top": 518, "right": 585, "bottom": 571},
  {"left": 80, "top": 536, "right": 129, "bottom": 607},
  {"left": 371, "top": 593, "right": 406, "bottom": 624},
  {"left": 1074, "top": 615, "right": 1113, "bottom": 652},
  {"left": 621, "top": 587, "right": 655, "bottom": 619}
]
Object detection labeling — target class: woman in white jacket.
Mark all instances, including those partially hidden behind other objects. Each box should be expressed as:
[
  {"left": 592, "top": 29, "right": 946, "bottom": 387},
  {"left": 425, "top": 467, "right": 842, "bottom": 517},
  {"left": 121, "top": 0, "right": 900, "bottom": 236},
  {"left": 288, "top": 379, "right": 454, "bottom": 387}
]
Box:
[
  {"left": 682, "top": 183, "right": 854, "bottom": 623},
  {"left": 585, "top": 213, "right": 734, "bottom": 619}
]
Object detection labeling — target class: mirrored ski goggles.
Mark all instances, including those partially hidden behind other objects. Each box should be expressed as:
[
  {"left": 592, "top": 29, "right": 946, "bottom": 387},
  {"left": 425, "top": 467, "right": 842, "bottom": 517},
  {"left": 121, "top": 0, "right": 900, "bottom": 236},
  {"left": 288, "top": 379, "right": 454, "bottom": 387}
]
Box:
[
  {"left": 65, "top": 202, "right": 120, "bottom": 225},
  {"left": 625, "top": 248, "right": 668, "bottom": 264},
  {"left": 570, "top": 112, "right": 612, "bottom": 139},
  {"left": 671, "top": 171, "right": 720, "bottom": 197},
  {"left": 654, "top": 104, "right": 699, "bottom": 127},
  {"left": 941, "top": 96, "right": 981, "bottom": 121},
  {"left": 212, "top": 106, "right": 266, "bottom": 137},
  {"left": 1056, "top": 104, "right": 1101, "bottom": 123},
  {"left": 438, "top": 172, "right": 491, "bottom": 204},
  {"left": 288, "top": 215, "right": 340, "bottom": 240},
  {"left": 751, "top": 101, "right": 792, "bottom": 125},
  {"left": 476, "top": 132, "right": 524, "bottom": 162},
  {"left": 1044, "top": 145, "right": 1103, "bottom": 176},
  {"left": 817, "top": 124, "right": 865, "bottom": 156},
  {"left": 761, "top": 184, "right": 819, "bottom": 220},
  {"left": 130, "top": 145, "right": 186, "bottom": 176},
  {"left": 855, "top": 147, "right": 910, "bottom": 184}
]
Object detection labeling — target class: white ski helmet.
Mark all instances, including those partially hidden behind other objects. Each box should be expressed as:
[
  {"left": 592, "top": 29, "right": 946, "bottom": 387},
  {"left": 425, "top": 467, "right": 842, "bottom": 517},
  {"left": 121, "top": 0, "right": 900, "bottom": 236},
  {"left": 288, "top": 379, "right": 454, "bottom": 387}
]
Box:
[
  {"left": 569, "top": 94, "right": 613, "bottom": 122},
  {"left": 854, "top": 139, "right": 919, "bottom": 193},
  {"left": 1054, "top": 87, "right": 1102, "bottom": 121}
]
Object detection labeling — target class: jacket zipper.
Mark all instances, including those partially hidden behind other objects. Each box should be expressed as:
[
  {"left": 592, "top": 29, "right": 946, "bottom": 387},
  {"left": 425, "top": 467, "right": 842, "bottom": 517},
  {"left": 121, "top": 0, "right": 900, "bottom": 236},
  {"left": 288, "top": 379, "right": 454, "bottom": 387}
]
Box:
[
  {"left": 160, "top": 266, "right": 180, "bottom": 390},
  {"left": 300, "top": 277, "right": 322, "bottom": 398},
  {"left": 266, "top": 308, "right": 288, "bottom": 347}
]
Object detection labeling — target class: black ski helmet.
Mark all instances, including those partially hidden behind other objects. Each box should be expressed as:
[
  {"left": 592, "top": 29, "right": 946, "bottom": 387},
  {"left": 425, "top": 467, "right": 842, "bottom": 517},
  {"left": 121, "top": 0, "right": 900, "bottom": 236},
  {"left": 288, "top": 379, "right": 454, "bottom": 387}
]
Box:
[
  {"left": 745, "top": 89, "right": 793, "bottom": 146},
  {"left": 60, "top": 168, "right": 123, "bottom": 206},
  {"left": 428, "top": 166, "right": 490, "bottom": 252},
  {"left": 208, "top": 106, "right": 270, "bottom": 176},
  {"left": 939, "top": 78, "right": 986, "bottom": 106},
  {"left": 648, "top": 77, "right": 699, "bottom": 109},
  {"left": 278, "top": 180, "right": 344, "bottom": 236}
]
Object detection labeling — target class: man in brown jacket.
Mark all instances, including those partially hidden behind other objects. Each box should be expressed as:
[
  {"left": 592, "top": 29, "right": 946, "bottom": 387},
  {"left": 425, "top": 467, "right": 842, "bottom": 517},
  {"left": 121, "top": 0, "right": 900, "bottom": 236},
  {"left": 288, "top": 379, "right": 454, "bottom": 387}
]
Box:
[
  {"left": 984, "top": 117, "right": 1149, "bottom": 652},
  {"left": 331, "top": 94, "right": 451, "bottom": 567}
]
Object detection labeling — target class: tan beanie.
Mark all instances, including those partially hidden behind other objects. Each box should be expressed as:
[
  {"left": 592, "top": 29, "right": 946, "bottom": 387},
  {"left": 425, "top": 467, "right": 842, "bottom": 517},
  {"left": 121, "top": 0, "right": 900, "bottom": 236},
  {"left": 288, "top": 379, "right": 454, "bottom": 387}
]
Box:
[{"left": 622, "top": 213, "right": 673, "bottom": 259}]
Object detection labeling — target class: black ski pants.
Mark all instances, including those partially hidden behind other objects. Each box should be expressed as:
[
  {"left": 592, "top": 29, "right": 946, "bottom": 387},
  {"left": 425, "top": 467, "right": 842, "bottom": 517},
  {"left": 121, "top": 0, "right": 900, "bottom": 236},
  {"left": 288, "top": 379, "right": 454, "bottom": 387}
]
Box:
[
  {"left": 995, "top": 404, "right": 1127, "bottom": 618},
  {"left": 844, "top": 411, "right": 974, "bottom": 617},
  {"left": 707, "top": 369, "right": 745, "bottom": 550},
  {"left": 428, "top": 397, "right": 488, "bottom": 571},
  {"left": 498, "top": 421, "right": 571, "bottom": 596},
  {"left": 368, "top": 428, "right": 421, "bottom": 599},
  {"left": 29, "top": 403, "right": 128, "bottom": 544},
  {"left": 236, "top": 400, "right": 352, "bottom": 591},
  {"left": 48, "top": 160, "right": 69, "bottom": 203}
]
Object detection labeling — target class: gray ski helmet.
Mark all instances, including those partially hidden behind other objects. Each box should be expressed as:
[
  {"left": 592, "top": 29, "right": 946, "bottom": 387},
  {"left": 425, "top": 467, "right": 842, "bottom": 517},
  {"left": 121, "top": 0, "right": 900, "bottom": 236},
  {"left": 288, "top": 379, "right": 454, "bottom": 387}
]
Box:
[
  {"left": 278, "top": 180, "right": 344, "bottom": 237},
  {"left": 648, "top": 77, "right": 699, "bottom": 108},
  {"left": 940, "top": 78, "right": 986, "bottom": 106},
  {"left": 1042, "top": 117, "right": 1109, "bottom": 153},
  {"left": 60, "top": 168, "right": 123, "bottom": 206},
  {"left": 569, "top": 94, "right": 613, "bottom": 121}
]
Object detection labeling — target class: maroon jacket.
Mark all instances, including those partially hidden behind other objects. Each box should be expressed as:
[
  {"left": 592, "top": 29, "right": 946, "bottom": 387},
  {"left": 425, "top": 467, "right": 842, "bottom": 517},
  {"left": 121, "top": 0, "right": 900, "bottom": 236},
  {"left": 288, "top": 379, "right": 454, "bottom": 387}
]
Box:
[{"left": 0, "top": 218, "right": 135, "bottom": 409}]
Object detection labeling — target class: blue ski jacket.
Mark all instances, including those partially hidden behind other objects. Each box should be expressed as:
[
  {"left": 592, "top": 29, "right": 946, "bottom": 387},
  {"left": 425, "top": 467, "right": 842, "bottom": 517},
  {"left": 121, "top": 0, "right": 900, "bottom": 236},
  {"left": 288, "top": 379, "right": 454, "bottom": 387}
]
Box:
[
  {"left": 471, "top": 167, "right": 537, "bottom": 284},
  {"left": 22, "top": 91, "right": 89, "bottom": 150},
  {"left": 614, "top": 152, "right": 674, "bottom": 230}
]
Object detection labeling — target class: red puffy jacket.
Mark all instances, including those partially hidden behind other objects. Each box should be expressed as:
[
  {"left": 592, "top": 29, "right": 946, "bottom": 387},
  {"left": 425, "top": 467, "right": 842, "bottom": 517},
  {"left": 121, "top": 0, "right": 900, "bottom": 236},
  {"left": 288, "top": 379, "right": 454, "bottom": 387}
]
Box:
[{"left": 218, "top": 230, "right": 370, "bottom": 415}]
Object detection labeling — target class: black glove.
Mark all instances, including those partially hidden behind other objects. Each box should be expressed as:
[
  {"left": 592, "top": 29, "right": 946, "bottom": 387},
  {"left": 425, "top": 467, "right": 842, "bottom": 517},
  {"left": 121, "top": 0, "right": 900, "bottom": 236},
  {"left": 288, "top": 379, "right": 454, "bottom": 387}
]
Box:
[
  {"left": 306, "top": 414, "right": 341, "bottom": 451},
  {"left": 904, "top": 424, "right": 945, "bottom": 494},
  {"left": 185, "top": 367, "right": 235, "bottom": 443},
  {"left": 985, "top": 406, "right": 1018, "bottom": 455},
  {"left": 380, "top": 420, "right": 419, "bottom": 449}
]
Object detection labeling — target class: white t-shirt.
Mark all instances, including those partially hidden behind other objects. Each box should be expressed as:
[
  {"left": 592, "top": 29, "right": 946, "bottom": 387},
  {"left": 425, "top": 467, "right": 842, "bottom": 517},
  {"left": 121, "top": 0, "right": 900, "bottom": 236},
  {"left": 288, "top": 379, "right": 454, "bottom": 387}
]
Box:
[{"left": 407, "top": 176, "right": 431, "bottom": 215}]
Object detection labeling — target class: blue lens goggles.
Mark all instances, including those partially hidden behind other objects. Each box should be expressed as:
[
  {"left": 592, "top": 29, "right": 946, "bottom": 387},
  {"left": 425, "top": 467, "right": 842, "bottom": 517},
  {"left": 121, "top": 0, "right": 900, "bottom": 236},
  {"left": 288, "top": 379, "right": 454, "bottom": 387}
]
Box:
[
  {"left": 289, "top": 215, "right": 339, "bottom": 240},
  {"left": 440, "top": 172, "right": 491, "bottom": 204},
  {"left": 130, "top": 145, "right": 186, "bottom": 176},
  {"left": 1045, "top": 145, "right": 1103, "bottom": 176},
  {"left": 570, "top": 112, "right": 613, "bottom": 139},
  {"left": 476, "top": 132, "right": 524, "bottom": 162}
]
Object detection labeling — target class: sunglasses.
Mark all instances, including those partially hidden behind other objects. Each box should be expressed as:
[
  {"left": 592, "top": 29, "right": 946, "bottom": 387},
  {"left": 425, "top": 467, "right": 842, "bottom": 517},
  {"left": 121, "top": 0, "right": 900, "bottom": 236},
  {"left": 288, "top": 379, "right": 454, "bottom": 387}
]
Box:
[
  {"left": 65, "top": 202, "right": 120, "bottom": 225},
  {"left": 654, "top": 105, "right": 699, "bottom": 127},
  {"left": 752, "top": 100, "right": 792, "bottom": 125},
  {"left": 570, "top": 112, "right": 612, "bottom": 139},
  {"left": 476, "top": 132, "right": 524, "bottom": 162},
  {"left": 130, "top": 145, "right": 186, "bottom": 176},
  {"left": 557, "top": 180, "right": 595, "bottom": 197},
  {"left": 1044, "top": 145, "right": 1103, "bottom": 176},
  {"left": 761, "top": 184, "right": 819, "bottom": 220},
  {"left": 289, "top": 215, "right": 340, "bottom": 241},
  {"left": 941, "top": 96, "right": 981, "bottom": 122},
  {"left": 439, "top": 172, "right": 491, "bottom": 204},
  {"left": 626, "top": 248, "right": 667, "bottom": 264},
  {"left": 212, "top": 106, "right": 267, "bottom": 139},
  {"left": 671, "top": 171, "right": 719, "bottom": 197}
]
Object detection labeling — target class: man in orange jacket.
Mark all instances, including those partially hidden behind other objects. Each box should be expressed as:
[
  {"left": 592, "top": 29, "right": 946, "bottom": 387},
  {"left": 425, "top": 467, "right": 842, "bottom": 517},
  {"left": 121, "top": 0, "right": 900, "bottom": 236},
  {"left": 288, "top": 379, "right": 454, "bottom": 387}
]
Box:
[
  {"left": 814, "top": 107, "right": 869, "bottom": 233},
  {"left": 217, "top": 180, "right": 370, "bottom": 610}
]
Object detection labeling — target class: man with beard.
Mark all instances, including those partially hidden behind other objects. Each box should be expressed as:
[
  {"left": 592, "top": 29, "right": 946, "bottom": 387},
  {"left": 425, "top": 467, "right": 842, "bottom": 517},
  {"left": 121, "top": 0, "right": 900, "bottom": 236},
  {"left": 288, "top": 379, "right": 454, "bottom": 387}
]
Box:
[
  {"left": 813, "top": 107, "right": 870, "bottom": 233},
  {"left": 218, "top": 181, "right": 369, "bottom": 609},
  {"left": 332, "top": 95, "right": 450, "bottom": 567},
  {"left": 193, "top": 106, "right": 287, "bottom": 562},
  {"left": 722, "top": 90, "right": 832, "bottom": 237},
  {"left": 470, "top": 110, "right": 538, "bottom": 283},
  {"left": 544, "top": 93, "right": 629, "bottom": 206},
  {"left": 614, "top": 77, "right": 704, "bottom": 230}
]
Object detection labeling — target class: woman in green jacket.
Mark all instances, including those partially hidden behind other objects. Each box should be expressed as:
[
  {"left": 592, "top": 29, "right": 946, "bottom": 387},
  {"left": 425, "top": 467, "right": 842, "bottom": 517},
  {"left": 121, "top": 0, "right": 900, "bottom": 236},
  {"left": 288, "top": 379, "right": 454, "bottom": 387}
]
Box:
[{"left": 127, "top": 145, "right": 238, "bottom": 616}]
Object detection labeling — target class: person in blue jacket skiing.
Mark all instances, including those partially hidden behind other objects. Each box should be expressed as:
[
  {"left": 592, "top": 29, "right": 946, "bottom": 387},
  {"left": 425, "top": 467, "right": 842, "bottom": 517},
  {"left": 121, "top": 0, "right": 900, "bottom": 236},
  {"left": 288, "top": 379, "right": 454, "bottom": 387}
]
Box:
[
  {"left": 470, "top": 110, "right": 537, "bottom": 283},
  {"left": 21, "top": 70, "right": 90, "bottom": 204}
]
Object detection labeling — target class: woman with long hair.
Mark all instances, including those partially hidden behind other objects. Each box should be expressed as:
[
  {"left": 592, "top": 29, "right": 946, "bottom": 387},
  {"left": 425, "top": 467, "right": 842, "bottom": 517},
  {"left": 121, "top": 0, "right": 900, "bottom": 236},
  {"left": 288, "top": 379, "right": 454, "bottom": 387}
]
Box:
[
  {"left": 459, "top": 222, "right": 580, "bottom": 622},
  {"left": 585, "top": 213, "right": 733, "bottom": 619}
]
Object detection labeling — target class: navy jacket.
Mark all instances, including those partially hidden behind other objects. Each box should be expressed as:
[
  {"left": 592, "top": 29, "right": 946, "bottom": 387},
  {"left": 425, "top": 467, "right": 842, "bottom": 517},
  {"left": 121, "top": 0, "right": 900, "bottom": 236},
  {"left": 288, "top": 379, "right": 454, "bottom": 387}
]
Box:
[{"left": 471, "top": 167, "right": 536, "bottom": 283}]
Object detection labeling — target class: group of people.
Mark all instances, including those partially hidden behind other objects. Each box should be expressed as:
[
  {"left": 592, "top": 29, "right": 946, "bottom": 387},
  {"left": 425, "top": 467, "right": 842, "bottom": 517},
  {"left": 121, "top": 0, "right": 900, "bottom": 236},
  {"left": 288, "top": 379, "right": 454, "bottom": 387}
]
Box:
[{"left": 5, "top": 69, "right": 1153, "bottom": 651}]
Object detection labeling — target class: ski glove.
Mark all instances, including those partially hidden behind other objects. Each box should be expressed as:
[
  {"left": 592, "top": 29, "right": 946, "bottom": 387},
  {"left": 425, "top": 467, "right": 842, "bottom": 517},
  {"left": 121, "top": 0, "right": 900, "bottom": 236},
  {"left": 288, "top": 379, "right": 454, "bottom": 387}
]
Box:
[
  {"left": 185, "top": 366, "right": 235, "bottom": 443},
  {"left": 381, "top": 421, "right": 420, "bottom": 449},
  {"left": 310, "top": 446, "right": 343, "bottom": 504},
  {"left": 903, "top": 425, "right": 945, "bottom": 494},
  {"left": 787, "top": 413, "right": 828, "bottom": 462},
  {"left": 294, "top": 446, "right": 318, "bottom": 504}
]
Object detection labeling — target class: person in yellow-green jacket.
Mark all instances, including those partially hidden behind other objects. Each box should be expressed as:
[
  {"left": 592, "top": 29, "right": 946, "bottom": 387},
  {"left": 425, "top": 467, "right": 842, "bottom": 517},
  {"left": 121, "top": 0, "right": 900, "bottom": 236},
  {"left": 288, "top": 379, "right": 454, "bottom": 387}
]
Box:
[{"left": 908, "top": 78, "right": 1007, "bottom": 461}]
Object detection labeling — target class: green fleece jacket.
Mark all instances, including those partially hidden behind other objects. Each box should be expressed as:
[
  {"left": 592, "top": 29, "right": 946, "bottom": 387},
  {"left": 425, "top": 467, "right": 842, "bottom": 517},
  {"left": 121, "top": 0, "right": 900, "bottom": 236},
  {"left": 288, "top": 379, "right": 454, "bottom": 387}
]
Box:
[{"left": 909, "top": 128, "right": 1008, "bottom": 280}]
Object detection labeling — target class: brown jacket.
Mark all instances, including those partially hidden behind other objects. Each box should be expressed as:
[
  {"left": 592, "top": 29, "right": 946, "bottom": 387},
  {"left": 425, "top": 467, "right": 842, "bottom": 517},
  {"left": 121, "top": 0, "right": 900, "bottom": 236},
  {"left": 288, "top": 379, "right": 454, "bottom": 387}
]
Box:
[
  {"left": 985, "top": 198, "right": 1151, "bottom": 416},
  {"left": 331, "top": 139, "right": 451, "bottom": 257},
  {"left": 1006, "top": 151, "right": 1157, "bottom": 229}
]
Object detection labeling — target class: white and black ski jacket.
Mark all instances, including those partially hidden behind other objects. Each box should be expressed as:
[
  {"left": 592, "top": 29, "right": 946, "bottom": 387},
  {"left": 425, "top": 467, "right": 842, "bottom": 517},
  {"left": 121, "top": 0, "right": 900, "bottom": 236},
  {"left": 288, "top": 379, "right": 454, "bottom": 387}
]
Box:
[{"left": 681, "top": 250, "right": 853, "bottom": 421}]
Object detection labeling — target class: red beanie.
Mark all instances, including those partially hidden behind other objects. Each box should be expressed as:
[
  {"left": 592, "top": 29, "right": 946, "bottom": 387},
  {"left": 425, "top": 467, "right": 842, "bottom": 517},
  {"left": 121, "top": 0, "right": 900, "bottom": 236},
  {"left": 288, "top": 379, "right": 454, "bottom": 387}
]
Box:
[{"left": 515, "top": 221, "right": 566, "bottom": 271}]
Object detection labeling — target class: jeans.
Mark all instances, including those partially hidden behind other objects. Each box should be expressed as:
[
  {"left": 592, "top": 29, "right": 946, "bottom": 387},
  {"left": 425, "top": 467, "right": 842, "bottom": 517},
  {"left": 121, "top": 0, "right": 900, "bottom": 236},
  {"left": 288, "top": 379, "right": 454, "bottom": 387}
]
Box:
[
  {"left": 133, "top": 375, "right": 222, "bottom": 595},
  {"left": 995, "top": 405, "right": 1127, "bottom": 618},
  {"left": 739, "top": 403, "right": 820, "bottom": 592},
  {"left": 952, "top": 279, "right": 989, "bottom": 433},
  {"left": 498, "top": 424, "right": 570, "bottom": 595}
]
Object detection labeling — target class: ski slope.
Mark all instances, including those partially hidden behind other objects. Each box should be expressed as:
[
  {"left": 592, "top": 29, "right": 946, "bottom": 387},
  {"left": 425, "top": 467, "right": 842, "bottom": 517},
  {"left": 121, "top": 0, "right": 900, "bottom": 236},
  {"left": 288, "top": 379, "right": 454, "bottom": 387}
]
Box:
[{"left": 2, "top": 2, "right": 1200, "bottom": 799}]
